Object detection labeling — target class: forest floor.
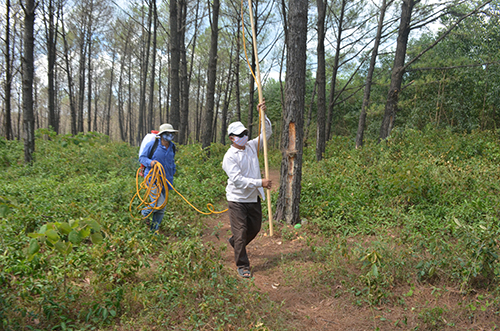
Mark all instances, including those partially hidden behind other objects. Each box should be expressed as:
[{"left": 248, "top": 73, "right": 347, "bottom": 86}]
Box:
[{"left": 202, "top": 169, "right": 500, "bottom": 331}]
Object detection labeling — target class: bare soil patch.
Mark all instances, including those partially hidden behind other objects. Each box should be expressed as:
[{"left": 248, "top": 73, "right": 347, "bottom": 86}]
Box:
[{"left": 202, "top": 169, "right": 500, "bottom": 330}]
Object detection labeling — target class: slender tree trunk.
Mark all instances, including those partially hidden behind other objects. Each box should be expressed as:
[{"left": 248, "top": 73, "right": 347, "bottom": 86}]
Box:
[
  {"left": 169, "top": 0, "right": 181, "bottom": 131},
  {"left": 137, "top": 1, "right": 153, "bottom": 143},
  {"left": 220, "top": 45, "right": 234, "bottom": 145},
  {"left": 77, "top": 25, "right": 87, "bottom": 133},
  {"left": 195, "top": 64, "right": 202, "bottom": 142},
  {"left": 87, "top": 35, "right": 92, "bottom": 132},
  {"left": 326, "top": 0, "right": 346, "bottom": 140},
  {"left": 4, "top": 0, "right": 13, "bottom": 140},
  {"left": 128, "top": 51, "right": 134, "bottom": 145},
  {"left": 235, "top": 24, "right": 242, "bottom": 121},
  {"left": 179, "top": 0, "right": 189, "bottom": 144},
  {"left": 22, "top": 0, "right": 36, "bottom": 163},
  {"left": 315, "top": 0, "right": 327, "bottom": 161},
  {"left": 61, "top": 10, "right": 77, "bottom": 135},
  {"left": 201, "top": 0, "right": 220, "bottom": 149},
  {"left": 117, "top": 29, "right": 130, "bottom": 142},
  {"left": 275, "top": 0, "right": 307, "bottom": 225},
  {"left": 44, "top": 0, "right": 59, "bottom": 133},
  {"left": 106, "top": 50, "right": 116, "bottom": 136},
  {"left": 379, "top": 0, "right": 418, "bottom": 141},
  {"left": 148, "top": 0, "right": 157, "bottom": 131},
  {"left": 356, "top": 0, "right": 389, "bottom": 148},
  {"left": 93, "top": 82, "right": 98, "bottom": 132}
]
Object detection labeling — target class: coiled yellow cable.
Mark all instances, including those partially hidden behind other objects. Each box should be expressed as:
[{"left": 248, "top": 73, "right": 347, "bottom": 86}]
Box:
[{"left": 129, "top": 162, "right": 227, "bottom": 220}]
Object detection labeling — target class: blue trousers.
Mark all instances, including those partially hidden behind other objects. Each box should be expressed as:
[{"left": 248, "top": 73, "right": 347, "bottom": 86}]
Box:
[{"left": 142, "top": 187, "right": 166, "bottom": 232}]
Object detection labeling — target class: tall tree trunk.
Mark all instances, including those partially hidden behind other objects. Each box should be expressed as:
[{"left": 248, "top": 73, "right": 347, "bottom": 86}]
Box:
[
  {"left": 315, "top": 0, "right": 327, "bottom": 161},
  {"left": 4, "top": 0, "right": 13, "bottom": 140},
  {"left": 22, "top": 0, "right": 36, "bottom": 163},
  {"left": 137, "top": 1, "right": 153, "bottom": 143},
  {"left": 201, "top": 0, "right": 220, "bottom": 149},
  {"left": 220, "top": 45, "right": 234, "bottom": 145},
  {"left": 325, "top": 0, "right": 346, "bottom": 141},
  {"left": 117, "top": 29, "right": 130, "bottom": 142},
  {"left": 87, "top": 35, "right": 92, "bottom": 132},
  {"left": 93, "top": 82, "right": 98, "bottom": 132},
  {"left": 128, "top": 50, "right": 134, "bottom": 145},
  {"left": 179, "top": 0, "right": 189, "bottom": 144},
  {"left": 43, "top": 0, "right": 59, "bottom": 133},
  {"left": 379, "top": 0, "right": 418, "bottom": 140},
  {"left": 275, "top": 0, "right": 307, "bottom": 225},
  {"left": 77, "top": 24, "right": 87, "bottom": 133},
  {"left": 169, "top": 0, "right": 181, "bottom": 131},
  {"left": 147, "top": 0, "right": 157, "bottom": 131},
  {"left": 61, "top": 9, "right": 77, "bottom": 135},
  {"left": 106, "top": 50, "right": 116, "bottom": 136},
  {"left": 235, "top": 23, "right": 241, "bottom": 121},
  {"left": 356, "top": 0, "right": 389, "bottom": 148},
  {"left": 195, "top": 64, "right": 203, "bottom": 142}
]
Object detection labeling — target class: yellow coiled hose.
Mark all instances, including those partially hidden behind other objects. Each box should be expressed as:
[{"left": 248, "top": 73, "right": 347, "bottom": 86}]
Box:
[{"left": 129, "top": 162, "right": 227, "bottom": 220}]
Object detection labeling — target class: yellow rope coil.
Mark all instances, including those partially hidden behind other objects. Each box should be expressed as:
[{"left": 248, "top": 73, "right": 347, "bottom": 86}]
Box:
[{"left": 129, "top": 162, "right": 227, "bottom": 219}]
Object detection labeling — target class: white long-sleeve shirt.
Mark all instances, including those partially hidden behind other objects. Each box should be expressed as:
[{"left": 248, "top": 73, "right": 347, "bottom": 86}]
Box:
[{"left": 222, "top": 115, "right": 272, "bottom": 203}]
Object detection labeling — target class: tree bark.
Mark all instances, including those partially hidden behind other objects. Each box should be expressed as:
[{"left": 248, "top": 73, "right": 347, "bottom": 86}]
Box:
[
  {"left": 201, "top": 0, "right": 220, "bottom": 149},
  {"left": 105, "top": 50, "right": 116, "bottom": 136},
  {"left": 356, "top": 0, "right": 389, "bottom": 148},
  {"left": 325, "top": 0, "right": 346, "bottom": 141},
  {"left": 220, "top": 45, "right": 234, "bottom": 145},
  {"left": 22, "top": 0, "right": 36, "bottom": 163},
  {"left": 275, "top": 0, "right": 307, "bottom": 225},
  {"left": 315, "top": 0, "right": 327, "bottom": 161},
  {"left": 137, "top": 0, "right": 153, "bottom": 143},
  {"left": 147, "top": 0, "right": 157, "bottom": 132},
  {"left": 179, "top": 0, "right": 189, "bottom": 144},
  {"left": 4, "top": 0, "right": 13, "bottom": 140},
  {"left": 43, "top": 0, "right": 59, "bottom": 133},
  {"left": 379, "top": 0, "right": 419, "bottom": 141},
  {"left": 169, "top": 0, "right": 181, "bottom": 132},
  {"left": 61, "top": 10, "right": 77, "bottom": 135}
]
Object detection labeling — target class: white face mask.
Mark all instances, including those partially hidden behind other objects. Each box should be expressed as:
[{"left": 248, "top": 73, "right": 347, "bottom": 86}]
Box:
[{"left": 233, "top": 135, "right": 248, "bottom": 147}]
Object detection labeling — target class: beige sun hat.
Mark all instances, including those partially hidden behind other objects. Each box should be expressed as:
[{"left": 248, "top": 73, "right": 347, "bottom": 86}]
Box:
[{"left": 158, "top": 123, "right": 178, "bottom": 135}]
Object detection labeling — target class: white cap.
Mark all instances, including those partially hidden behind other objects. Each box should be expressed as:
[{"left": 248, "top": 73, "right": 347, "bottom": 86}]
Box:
[
  {"left": 158, "top": 123, "right": 178, "bottom": 135},
  {"left": 227, "top": 121, "right": 247, "bottom": 136}
]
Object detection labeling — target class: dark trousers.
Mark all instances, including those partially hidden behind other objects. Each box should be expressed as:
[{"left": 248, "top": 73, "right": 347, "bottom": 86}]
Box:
[{"left": 228, "top": 198, "right": 262, "bottom": 269}]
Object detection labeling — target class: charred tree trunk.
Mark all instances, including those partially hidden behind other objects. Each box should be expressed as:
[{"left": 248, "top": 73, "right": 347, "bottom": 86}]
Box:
[{"left": 275, "top": 0, "right": 307, "bottom": 225}]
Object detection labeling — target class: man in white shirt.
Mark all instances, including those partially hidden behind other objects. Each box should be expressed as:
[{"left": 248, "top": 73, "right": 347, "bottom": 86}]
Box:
[{"left": 222, "top": 101, "right": 272, "bottom": 278}]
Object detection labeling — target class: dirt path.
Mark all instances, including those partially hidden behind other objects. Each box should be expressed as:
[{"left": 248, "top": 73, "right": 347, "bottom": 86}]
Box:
[{"left": 202, "top": 169, "right": 377, "bottom": 330}]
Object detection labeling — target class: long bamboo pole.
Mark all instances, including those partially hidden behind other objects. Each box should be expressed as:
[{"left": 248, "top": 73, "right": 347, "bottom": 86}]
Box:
[{"left": 247, "top": 0, "right": 273, "bottom": 237}]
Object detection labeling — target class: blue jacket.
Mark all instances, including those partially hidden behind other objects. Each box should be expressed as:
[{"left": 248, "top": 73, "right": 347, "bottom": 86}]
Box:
[{"left": 139, "top": 139, "right": 176, "bottom": 191}]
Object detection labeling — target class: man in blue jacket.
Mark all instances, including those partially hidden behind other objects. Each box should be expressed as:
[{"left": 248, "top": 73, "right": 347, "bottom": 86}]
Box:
[{"left": 139, "top": 123, "right": 177, "bottom": 232}]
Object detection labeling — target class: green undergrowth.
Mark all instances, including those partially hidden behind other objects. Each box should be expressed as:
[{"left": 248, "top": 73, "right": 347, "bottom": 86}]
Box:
[
  {"left": 2, "top": 127, "right": 500, "bottom": 329},
  {"left": 0, "top": 130, "right": 283, "bottom": 330},
  {"left": 295, "top": 127, "right": 500, "bottom": 327}
]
